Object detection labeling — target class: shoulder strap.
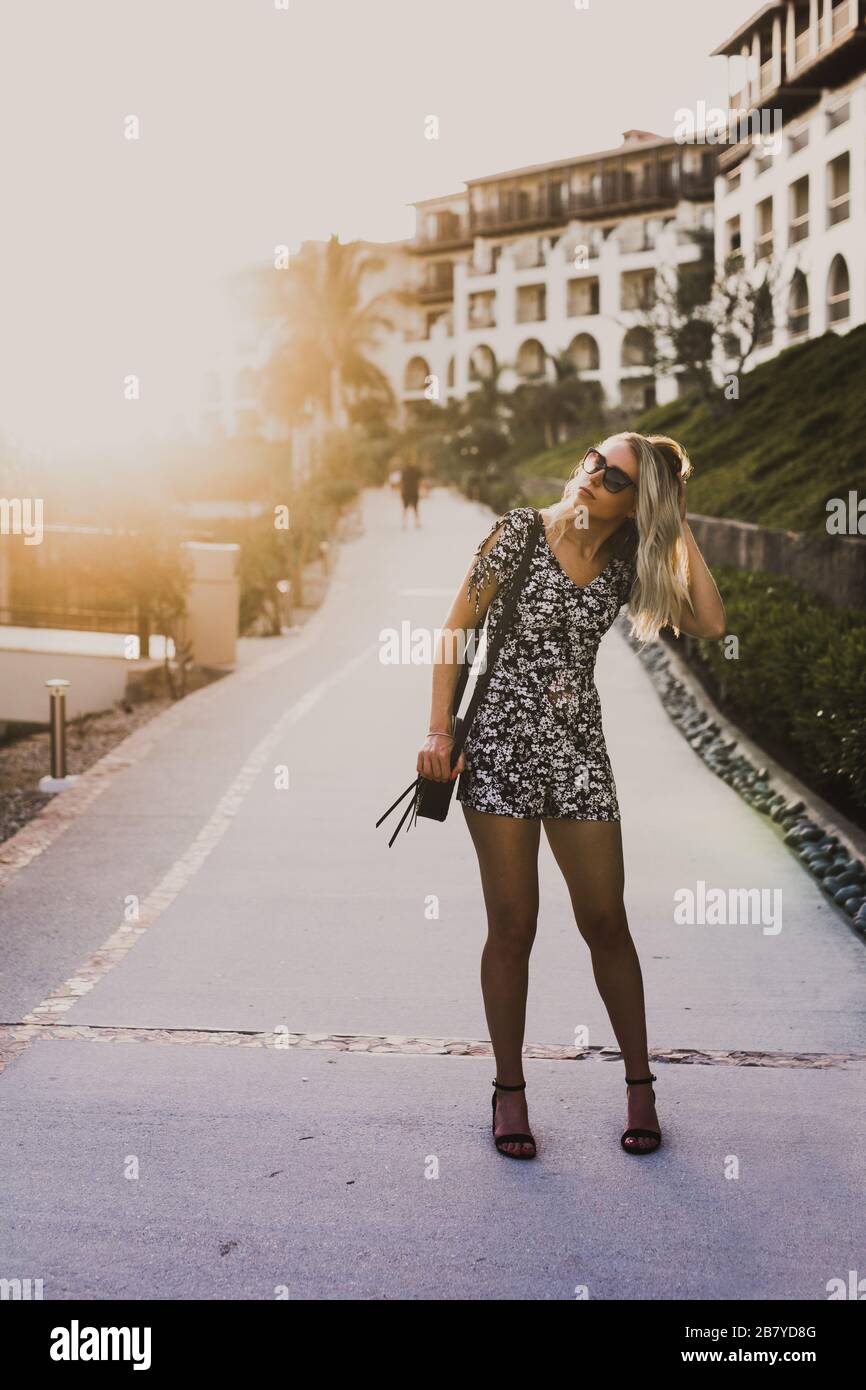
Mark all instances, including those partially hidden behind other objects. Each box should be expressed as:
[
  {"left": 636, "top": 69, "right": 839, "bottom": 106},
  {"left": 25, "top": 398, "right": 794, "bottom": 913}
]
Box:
[{"left": 447, "top": 507, "right": 541, "bottom": 767}]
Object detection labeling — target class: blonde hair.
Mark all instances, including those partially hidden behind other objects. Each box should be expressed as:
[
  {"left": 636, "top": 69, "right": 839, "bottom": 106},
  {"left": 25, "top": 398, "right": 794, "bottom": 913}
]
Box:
[{"left": 546, "top": 431, "right": 694, "bottom": 645}]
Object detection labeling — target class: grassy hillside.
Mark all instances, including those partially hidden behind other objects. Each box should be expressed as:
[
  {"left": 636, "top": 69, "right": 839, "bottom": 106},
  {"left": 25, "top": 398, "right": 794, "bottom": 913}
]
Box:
[{"left": 514, "top": 324, "right": 866, "bottom": 532}]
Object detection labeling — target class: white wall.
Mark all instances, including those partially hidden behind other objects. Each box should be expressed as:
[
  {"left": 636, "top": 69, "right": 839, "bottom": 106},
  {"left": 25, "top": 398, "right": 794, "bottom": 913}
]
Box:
[
  {"left": 713, "top": 72, "right": 866, "bottom": 371},
  {"left": 396, "top": 201, "right": 713, "bottom": 412}
]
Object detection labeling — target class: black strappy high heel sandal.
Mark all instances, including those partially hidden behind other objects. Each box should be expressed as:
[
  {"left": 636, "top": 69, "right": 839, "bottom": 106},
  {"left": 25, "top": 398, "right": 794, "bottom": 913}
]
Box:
[
  {"left": 621, "top": 1073, "right": 662, "bottom": 1155},
  {"left": 491, "top": 1079, "right": 537, "bottom": 1159}
]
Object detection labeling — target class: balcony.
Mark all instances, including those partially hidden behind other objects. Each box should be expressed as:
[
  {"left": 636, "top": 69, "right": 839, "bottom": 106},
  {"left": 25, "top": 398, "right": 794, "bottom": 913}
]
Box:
[
  {"left": 755, "top": 232, "right": 774, "bottom": 262},
  {"left": 719, "top": 3, "right": 864, "bottom": 173},
  {"left": 827, "top": 192, "right": 850, "bottom": 226},
  {"left": 412, "top": 215, "right": 470, "bottom": 252},
  {"left": 789, "top": 213, "right": 809, "bottom": 245},
  {"left": 468, "top": 165, "right": 713, "bottom": 235},
  {"left": 833, "top": 1, "right": 852, "bottom": 38},
  {"left": 418, "top": 264, "right": 454, "bottom": 301}
]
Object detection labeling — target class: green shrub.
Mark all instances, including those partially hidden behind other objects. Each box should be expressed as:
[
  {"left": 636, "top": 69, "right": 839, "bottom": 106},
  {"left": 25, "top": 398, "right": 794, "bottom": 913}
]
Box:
[{"left": 687, "top": 566, "right": 866, "bottom": 812}]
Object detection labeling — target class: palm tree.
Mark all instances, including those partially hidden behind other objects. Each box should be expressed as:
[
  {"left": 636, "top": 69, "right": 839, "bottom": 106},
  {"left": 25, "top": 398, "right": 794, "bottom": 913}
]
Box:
[{"left": 261, "top": 235, "right": 401, "bottom": 429}]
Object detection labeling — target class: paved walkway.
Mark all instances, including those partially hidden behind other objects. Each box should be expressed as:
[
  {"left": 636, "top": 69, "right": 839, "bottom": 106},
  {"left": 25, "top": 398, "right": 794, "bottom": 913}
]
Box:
[{"left": 1, "top": 484, "right": 864, "bottom": 1299}]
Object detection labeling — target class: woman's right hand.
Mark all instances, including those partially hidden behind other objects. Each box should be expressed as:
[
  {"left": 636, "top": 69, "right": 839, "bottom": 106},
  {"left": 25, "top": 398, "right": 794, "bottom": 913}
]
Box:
[{"left": 417, "top": 733, "right": 466, "bottom": 783}]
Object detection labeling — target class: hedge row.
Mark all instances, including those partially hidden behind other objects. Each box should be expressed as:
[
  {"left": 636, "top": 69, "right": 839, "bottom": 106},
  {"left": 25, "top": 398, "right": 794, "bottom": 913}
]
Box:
[{"left": 682, "top": 566, "right": 866, "bottom": 815}]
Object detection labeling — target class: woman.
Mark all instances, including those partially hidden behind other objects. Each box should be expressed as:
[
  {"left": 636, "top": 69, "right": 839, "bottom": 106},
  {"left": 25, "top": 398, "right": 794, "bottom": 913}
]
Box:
[{"left": 418, "top": 432, "right": 726, "bottom": 1159}]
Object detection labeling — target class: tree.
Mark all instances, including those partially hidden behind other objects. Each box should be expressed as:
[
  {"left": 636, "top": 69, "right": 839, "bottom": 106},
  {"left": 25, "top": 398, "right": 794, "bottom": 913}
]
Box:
[
  {"left": 706, "top": 251, "right": 783, "bottom": 385},
  {"left": 260, "top": 235, "right": 402, "bottom": 430},
  {"left": 511, "top": 347, "right": 605, "bottom": 449},
  {"left": 627, "top": 226, "right": 715, "bottom": 402}
]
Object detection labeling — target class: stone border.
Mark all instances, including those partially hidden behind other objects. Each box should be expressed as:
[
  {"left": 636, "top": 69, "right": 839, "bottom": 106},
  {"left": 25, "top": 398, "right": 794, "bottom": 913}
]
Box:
[
  {"left": 2, "top": 1022, "right": 863, "bottom": 1074},
  {"left": 617, "top": 617, "right": 866, "bottom": 941}
]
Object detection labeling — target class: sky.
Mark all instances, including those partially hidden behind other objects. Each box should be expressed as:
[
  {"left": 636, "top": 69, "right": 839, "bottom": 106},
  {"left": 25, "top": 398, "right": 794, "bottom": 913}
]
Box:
[{"left": 0, "top": 0, "right": 759, "bottom": 454}]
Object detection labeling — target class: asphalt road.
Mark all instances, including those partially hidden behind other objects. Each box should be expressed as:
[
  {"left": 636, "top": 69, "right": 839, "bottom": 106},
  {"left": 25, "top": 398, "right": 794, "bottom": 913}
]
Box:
[{"left": 1, "top": 483, "right": 864, "bottom": 1300}]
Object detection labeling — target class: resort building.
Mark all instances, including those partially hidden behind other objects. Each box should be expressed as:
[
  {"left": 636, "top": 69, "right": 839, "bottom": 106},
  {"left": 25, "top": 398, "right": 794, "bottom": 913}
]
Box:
[
  {"left": 396, "top": 131, "right": 716, "bottom": 417},
  {"left": 712, "top": 0, "right": 866, "bottom": 367}
]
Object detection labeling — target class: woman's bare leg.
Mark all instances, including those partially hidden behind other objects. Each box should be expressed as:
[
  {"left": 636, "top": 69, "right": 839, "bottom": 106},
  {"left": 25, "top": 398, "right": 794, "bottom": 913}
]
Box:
[
  {"left": 542, "top": 817, "right": 660, "bottom": 1151},
  {"left": 462, "top": 805, "right": 541, "bottom": 1156}
]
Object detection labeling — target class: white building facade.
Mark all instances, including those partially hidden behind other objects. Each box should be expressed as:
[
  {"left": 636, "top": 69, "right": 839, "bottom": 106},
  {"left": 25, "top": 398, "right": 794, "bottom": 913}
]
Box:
[
  {"left": 397, "top": 132, "right": 716, "bottom": 418},
  {"left": 712, "top": 0, "right": 866, "bottom": 368}
]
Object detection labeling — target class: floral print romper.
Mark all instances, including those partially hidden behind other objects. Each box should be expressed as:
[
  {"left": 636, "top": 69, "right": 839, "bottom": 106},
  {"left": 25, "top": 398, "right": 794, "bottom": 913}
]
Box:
[{"left": 455, "top": 505, "right": 637, "bottom": 821}]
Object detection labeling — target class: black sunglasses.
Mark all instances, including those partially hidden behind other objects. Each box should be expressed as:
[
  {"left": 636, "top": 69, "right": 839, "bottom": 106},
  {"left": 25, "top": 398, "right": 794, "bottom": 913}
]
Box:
[{"left": 581, "top": 447, "right": 635, "bottom": 494}]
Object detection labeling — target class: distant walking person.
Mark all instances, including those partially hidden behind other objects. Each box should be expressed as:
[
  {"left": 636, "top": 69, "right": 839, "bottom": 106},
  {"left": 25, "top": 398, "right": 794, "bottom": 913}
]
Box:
[{"left": 400, "top": 460, "right": 421, "bottom": 529}]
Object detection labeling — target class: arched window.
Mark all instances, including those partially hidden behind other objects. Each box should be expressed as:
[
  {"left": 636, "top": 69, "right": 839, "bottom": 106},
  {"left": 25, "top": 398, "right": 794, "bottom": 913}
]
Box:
[
  {"left": 468, "top": 345, "right": 496, "bottom": 382},
  {"left": 516, "top": 339, "right": 546, "bottom": 380},
  {"left": 827, "top": 254, "right": 850, "bottom": 325},
  {"left": 787, "top": 271, "right": 809, "bottom": 338},
  {"left": 754, "top": 279, "right": 774, "bottom": 346},
  {"left": 568, "top": 333, "right": 600, "bottom": 371},
  {"left": 404, "top": 356, "right": 431, "bottom": 392},
  {"left": 620, "top": 326, "right": 653, "bottom": 368},
  {"left": 446, "top": 356, "right": 455, "bottom": 388}
]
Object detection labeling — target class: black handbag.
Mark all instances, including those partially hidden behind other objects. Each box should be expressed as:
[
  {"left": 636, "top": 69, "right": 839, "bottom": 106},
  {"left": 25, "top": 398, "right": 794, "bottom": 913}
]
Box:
[{"left": 375, "top": 508, "right": 542, "bottom": 847}]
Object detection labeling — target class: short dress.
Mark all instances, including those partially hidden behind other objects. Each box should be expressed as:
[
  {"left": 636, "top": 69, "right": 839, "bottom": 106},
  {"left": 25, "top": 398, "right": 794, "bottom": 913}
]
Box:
[{"left": 455, "top": 505, "right": 637, "bottom": 821}]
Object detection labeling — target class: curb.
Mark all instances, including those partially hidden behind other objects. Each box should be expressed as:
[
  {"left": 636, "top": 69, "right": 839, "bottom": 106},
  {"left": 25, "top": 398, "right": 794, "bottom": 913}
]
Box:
[{"left": 617, "top": 617, "right": 866, "bottom": 943}]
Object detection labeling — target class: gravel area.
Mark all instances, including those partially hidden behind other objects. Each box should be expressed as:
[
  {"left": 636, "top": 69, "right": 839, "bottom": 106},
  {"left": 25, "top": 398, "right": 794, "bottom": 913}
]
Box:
[{"left": 0, "top": 676, "right": 216, "bottom": 848}]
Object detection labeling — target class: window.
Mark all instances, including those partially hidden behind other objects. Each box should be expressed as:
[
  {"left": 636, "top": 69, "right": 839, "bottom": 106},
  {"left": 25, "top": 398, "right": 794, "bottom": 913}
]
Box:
[
  {"left": 788, "top": 176, "right": 809, "bottom": 245},
  {"left": 793, "top": 1, "right": 811, "bottom": 66},
  {"left": 516, "top": 284, "right": 546, "bottom": 323},
  {"left": 754, "top": 148, "right": 774, "bottom": 177},
  {"left": 725, "top": 168, "right": 741, "bottom": 193},
  {"left": 754, "top": 280, "right": 774, "bottom": 346},
  {"left": 827, "top": 255, "right": 850, "bottom": 324},
  {"left": 827, "top": 152, "right": 850, "bottom": 226},
  {"left": 467, "top": 291, "right": 496, "bottom": 330},
  {"left": 567, "top": 278, "right": 600, "bottom": 316},
  {"left": 826, "top": 100, "right": 850, "bottom": 133},
  {"left": 832, "top": 0, "right": 852, "bottom": 39},
  {"left": 620, "top": 270, "right": 656, "bottom": 311},
  {"left": 755, "top": 196, "right": 773, "bottom": 260},
  {"left": 788, "top": 126, "right": 809, "bottom": 156},
  {"left": 621, "top": 327, "right": 654, "bottom": 368},
  {"left": 620, "top": 378, "right": 656, "bottom": 411},
  {"left": 516, "top": 339, "right": 546, "bottom": 379},
  {"left": 787, "top": 271, "right": 810, "bottom": 338},
  {"left": 568, "top": 334, "right": 600, "bottom": 371},
  {"left": 468, "top": 345, "right": 496, "bottom": 382},
  {"left": 725, "top": 214, "right": 742, "bottom": 260},
  {"left": 404, "top": 357, "right": 431, "bottom": 392}
]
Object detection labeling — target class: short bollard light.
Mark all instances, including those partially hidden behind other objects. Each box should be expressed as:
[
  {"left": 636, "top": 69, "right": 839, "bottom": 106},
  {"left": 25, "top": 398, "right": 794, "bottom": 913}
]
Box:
[{"left": 38, "top": 679, "right": 80, "bottom": 794}]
